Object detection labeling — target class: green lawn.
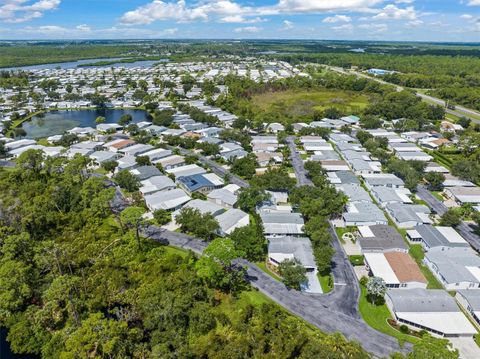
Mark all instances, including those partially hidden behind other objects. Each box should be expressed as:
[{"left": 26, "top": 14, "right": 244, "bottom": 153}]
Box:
[
  {"left": 409, "top": 245, "right": 444, "bottom": 289},
  {"left": 432, "top": 191, "right": 444, "bottom": 202},
  {"left": 359, "top": 285, "right": 419, "bottom": 345},
  {"left": 255, "top": 261, "right": 282, "bottom": 281},
  {"left": 349, "top": 255, "right": 365, "bottom": 266},
  {"left": 318, "top": 273, "right": 334, "bottom": 293}
]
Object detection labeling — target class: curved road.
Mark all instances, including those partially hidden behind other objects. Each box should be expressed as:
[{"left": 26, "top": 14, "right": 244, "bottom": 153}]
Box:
[{"left": 141, "top": 140, "right": 411, "bottom": 357}]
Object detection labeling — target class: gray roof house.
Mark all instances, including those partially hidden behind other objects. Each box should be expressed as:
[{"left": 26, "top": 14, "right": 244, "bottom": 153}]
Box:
[
  {"left": 424, "top": 247, "right": 480, "bottom": 290},
  {"left": 139, "top": 176, "right": 176, "bottom": 196},
  {"left": 144, "top": 188, "right": 191, "bottom": 212},
  {"left": 371, "top": 187, "right": 413, "bottom": 207},
  {"left": 215, "top": 209, "right": 249, "bottom": 236},
  {"left": 173, "top": 199, "right": 225, "bottom": 219},
  {"left": 358, "top": 224, "right": 408, "bottom": 253},
  {"left": 327, "top": 171, "right": 360, "bottom": 185},
  {"left": 120, "top": 144, "right": 154, "bottom": 157},
  {"left": 362, "top": 174, "right": 405, "bottom": 189},
  {"left": 130, "top": 166, "right": 162, "bottom": 181},
  {"left": 336, "top": 184, "right": 372, "bottom": 203},
  {"left": 343, "top": 202, "right": 388, "bottom": 226},
  {"left": 268, "top": 237, "right": 322, "bottom": 294},
  {"left": 456, "top": 290, "right": 480, "bottom": 326},
  {"left": 207, "top": 184, "right": 240, "bottom": 208},
  {"left": 261, "top": 212, "right": 305, "bottom": 237},
  {"left": 385, "top": 203, "right": 431, "bottom": 229},
  {"left": 385, "top": 288, "right": 476, "bottom": 337},
  {"left": 406, "top": 225, "right": 470, "bottom": 250}
]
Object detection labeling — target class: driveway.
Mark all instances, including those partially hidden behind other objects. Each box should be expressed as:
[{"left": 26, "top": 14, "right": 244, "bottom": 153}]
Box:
[{"left": 450, "top": 337, "right": 480, "bottom": 359}]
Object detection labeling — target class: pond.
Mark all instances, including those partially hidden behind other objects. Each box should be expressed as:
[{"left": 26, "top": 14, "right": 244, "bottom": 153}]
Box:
[{"left": 23, "top": 109, "right": 151, "bottom": 138}]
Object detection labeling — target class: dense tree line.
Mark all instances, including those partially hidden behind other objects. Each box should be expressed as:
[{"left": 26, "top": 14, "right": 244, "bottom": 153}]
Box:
[{"left": 0, "top": 150, "right": 375, "bottom": 358}]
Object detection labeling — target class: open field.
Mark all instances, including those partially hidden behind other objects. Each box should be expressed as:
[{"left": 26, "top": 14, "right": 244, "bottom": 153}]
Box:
[{"left": 251, "top": 89, "right": 369, "bottom": 121}]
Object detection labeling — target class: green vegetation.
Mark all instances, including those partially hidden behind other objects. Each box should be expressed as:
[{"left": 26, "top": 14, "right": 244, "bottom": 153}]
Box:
[
  {"left": 359, "top": 285, "right": 418, "bottom": 345},
  {"left": 349, "top": 255, "right": 365, "bottom": 266},
  {"left": 255, "top": 261, "right": 282, "bottom": 281},
  {"left": 409, "top": 245, "right": 443, "bottom": 289},
  {"left": 0, "top": 151, "right": 374, "bottom": 358},
  {"left": 319, "top": 273, "right": 334, "bottom": 294},
  {"left": 251, "top": 89, "right": 369, "bottom": 121}
]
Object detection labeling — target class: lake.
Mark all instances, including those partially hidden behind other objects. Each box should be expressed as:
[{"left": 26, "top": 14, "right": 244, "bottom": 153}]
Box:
[
  {"left": 23, "top": 109, "right": 151, "bottom": 138},
  {"left": 2, "top": 58, "right": 168, "bottom": 71}
]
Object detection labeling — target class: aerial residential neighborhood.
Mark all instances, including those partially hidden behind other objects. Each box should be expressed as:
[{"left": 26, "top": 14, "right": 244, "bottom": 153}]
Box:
[{"left": 0, "top": 4, "right": 480, "bottom": 357}]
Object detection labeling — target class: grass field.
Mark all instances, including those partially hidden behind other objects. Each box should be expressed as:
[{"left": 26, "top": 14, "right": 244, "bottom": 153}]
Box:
[
  {"left": 251, "top": 89, "right": 369, "bottom": 121},
  {"left": 319, "top": 273, "right": 334, "bottom": 293},
  {"left": 359, "top": 285, "right": 419, "bottom": 345}
]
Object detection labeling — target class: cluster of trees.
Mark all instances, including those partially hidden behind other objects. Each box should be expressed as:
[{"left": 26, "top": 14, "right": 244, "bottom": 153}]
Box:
[
  {"left": 175, "top": 207, "right": 220, "bottom": 241},
  {"left": 0, "top": 150, "right": 380, "bottom": 358},
  {"left": 290, "top": 161, "right": 348, "bottom": 274},
  {"left": 385, "top": 158, "right": 426, "bottom": 192},
  {"left": 177, "top": 103, "right": 219, "bottom": 126}
]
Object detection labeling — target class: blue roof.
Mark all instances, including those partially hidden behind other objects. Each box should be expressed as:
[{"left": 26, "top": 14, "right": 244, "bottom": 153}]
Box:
[{"left": 177, "top": 174, "right": 214, "bottom": 192}]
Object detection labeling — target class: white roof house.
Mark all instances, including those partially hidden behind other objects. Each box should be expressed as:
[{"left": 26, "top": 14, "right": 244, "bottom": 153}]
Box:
[
  {"left": 139, "top": 176, "right": 176, "bottom": 196},
  {"left": 261, "top": 212, "right": 305, "bottom": 237},
  {"left": 166, "top": 164, "right": 206, "bottom": 178},
  {"left": 207, "top": 184, "right": 240, "bottom": 208},
  {"left": 144, "top": 188, "right": 191, "bottom": 211},
  {"left": 386, "top": 288, "right": 477, "bottom": 337},
  {"left": 215, "top": 208, "right": 249, "bottom": 236},
  {"left": 424, "top": 247, "right": 480, "bottom": 290}
]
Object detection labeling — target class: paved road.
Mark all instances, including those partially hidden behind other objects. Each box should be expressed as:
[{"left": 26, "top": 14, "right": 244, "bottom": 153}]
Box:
[
  {"left": 417, "top": 185, "right": 480, "bottom": 252},
  {"left": 326, "top": 65, "right": 480, "bottom": 124},
  {"left": 0, "top": 160, "right": 14, "bottom": 168},
  {"left": 173, "top": 147, "right": 250, "bottom": 188},
  {"left": 143, "top": 225, "right": 408, "bottom": 357},
  {"left": 286, "top": 136, "right": 312, "bottom": 187}
]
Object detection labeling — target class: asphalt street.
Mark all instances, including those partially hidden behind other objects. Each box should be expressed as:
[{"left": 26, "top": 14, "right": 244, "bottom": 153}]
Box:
[{"left": 286, "top": 136, "right": 313, "bottom": 187}]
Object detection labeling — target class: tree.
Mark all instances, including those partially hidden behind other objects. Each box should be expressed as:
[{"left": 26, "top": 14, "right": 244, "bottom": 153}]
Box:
[
  {"left": 114, "top": 170, "right": 140, "bottom": 192},
  {"left": 251, "top": 168, "right": 296, "bottom": 192},
  {"left": 153, "top": 209, "right": 171, "bottom": 226},
  {"left": 0, "top": 141, "right": 7, "bottom": 159},
  {"left": 424, "top": 172, "right": 445, "bottom": 191},
  {"left": 135, "top": 156, "right": 151, "bottom": 166},
  {"left": 278, "top": 259, "right": 307, "bottom": 290},
  {"left": 195, "top": 238, "right": 246, "bottom": 293},
  {"left": 101, "top": 160, "right": 118, "bottom": 174},
  {"left": 230, "top": 225, "right": 266, "bottom": 262},
  {"left": 231, "top": 156, "right": 257, "bottom": 180},
  {"left": 237, "top": 186, "right": 270, "bottom": 213},
  {"left": 95, "top": 116, "right": 106, "bottom": 124},
  {"left": 408, "top": 333, "right": 459, "bottom": 359},
  {"left": 175, "top": 207, "right": 220, "bottom": 241},
  {"left": 152, "top": 109, "right": 174, "bottom": 127},
  {"left": 366, "top": 276, "right": 387, "bottom": 304},
  {"left": 118, "top": 114, "right": 133, "bottom": 127},
  {"left": 440, "top": 208, "right": 461, "bottom": 227},
  {"left": 458, "top": 117, "right": 471, "bottom": 129},
  {"left": 14, "top": 127, "right": 27, "bottom": 138},
  {"left": 120, "top": 206, "right": 146, "bottom": 249}
]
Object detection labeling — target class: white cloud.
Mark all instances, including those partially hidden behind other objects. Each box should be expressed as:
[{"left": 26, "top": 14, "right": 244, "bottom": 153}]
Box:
[
  {"left": 234, "top": 26, "right": 262, "bottom": 33},
  {"left": 322, "top": 15, "right": 352, "bottom": 23},
  {"left": 121, "top": 0, "right": 384, "bottom": 25},
  {"left": 220, "top": 15, "right": 266, "bottom": 23},
  {"left": 468, "top": 0, "right": 480, "bottom": 5},
  {"left": 372, "top": 5, "right": 417, "bottom": 21},
  {"left": 76, "top": 24, "right": 91, "bottom": 32},
  {"left": 331, "top": 24, "right": 354, "bottom": 32},
  {"left": 358, "top": 23, "right": 388, "bottom": 33},
  {"left": 461, "top": 14, "right": 474, "bottom": 20},
  {"left": 283, "top": 20, "right": 294, "bottom": 29},
  {"left": 0, "top": 0, "right": 60, "bottom": 23}
]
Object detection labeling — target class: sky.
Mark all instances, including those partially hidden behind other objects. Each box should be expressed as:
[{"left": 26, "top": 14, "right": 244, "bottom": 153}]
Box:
[{"left": 0, "top": 0, "right": 478, "bottom": 42}]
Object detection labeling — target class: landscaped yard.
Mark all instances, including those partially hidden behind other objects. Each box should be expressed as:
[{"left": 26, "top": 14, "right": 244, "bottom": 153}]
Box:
[
  {"left": 255, "top": 261, "right": 282, "bottom": 281},
  {"left": 409, "top": 244, "right": 444, "bottom": 289},
  {"left": 318, "top": 273, "right": 334, "bottom": 293},
  {"left": 251, "top": 89, "right": 369, "bottom": 122},
  {"left": 359, "top": 285, "right": 419, "bottom": 345}
]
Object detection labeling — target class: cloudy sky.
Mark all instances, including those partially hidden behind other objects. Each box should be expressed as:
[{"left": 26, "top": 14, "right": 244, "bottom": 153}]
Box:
[{"left": 0, "top": 0, "right": 478, "bottom": 41}]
